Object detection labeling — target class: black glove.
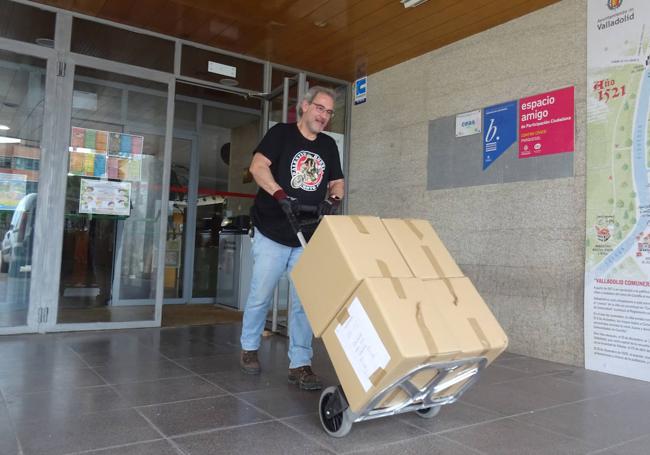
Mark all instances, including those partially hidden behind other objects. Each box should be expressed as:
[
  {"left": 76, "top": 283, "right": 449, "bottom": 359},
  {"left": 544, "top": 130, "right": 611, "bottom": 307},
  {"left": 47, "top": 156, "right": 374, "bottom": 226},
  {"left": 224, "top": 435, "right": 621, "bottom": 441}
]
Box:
[
  {"left": 319, "top": 195, "right": 341, "bottom": 216},
  {"left": 273, "top": 189, "right": 300, "bottom": 217}
]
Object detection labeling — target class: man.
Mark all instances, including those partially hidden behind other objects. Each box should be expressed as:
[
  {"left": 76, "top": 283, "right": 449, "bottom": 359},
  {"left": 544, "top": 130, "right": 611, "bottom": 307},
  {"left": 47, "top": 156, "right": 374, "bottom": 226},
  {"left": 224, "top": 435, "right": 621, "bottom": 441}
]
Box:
[{"left": 240, "top": 86, "right": 345, "bottom": 390}]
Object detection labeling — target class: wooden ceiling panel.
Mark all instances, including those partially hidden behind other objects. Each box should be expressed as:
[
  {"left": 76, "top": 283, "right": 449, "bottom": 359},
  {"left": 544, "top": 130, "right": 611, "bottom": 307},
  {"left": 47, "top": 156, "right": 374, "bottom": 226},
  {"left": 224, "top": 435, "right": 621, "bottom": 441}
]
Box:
[
  {"left": 306, "top": 0, "right": 469, "bottom": 71},
  {"left": 186, "top": 15, "right": 234, "bottom": 44},
  {"left": 70, "top": 0, "right": 105, "bottom": 15},
  {"left": 145, "top": 2, "right": 211, "bottom": 38},
  {"left": 366, "top": 0, "right": 561, "bottom": 75},
  {"left": 119, "top": 0, "right": 162, "bottom": 26},
  {"left": 96, "top": 0, "right": 137, "bottom": 23},
  {"left": 263, "top": 0, "right": 392, "bottom": 63},
  {"left": 278, "top": 0, "right": 406, "bottom": 64},
  {"left": 222, "top": 0, "right": 337, "bottom": 58},
  {"left": 33, "top": 0, "right": 562, "bottom": 81},
  {"left": 318, "top": 0, "right": 520, "bottom": 74}
]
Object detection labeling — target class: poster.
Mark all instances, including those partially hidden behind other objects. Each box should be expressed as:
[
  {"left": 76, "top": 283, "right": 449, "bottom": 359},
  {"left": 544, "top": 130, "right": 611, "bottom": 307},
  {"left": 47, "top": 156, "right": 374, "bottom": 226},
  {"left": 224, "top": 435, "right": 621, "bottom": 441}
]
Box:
[
  {"left": 0, "top": 173, "right": 26, "bottom": 211},
  {"left": 519, "top": 86, "right": 575, "bottom": 158},
  {"left": 482, "top": 101, "right": 518, "bottom": 170},
  {"left": 79, "top": 178, "right": 131, "bottom": 216},
  {"left": 69, "top": 152, "right": 84, "bottom": 175},
  {"left": 586, "top": 0, "right": 650, "bottom": 381},
  {"left": 69, "top": 128, "right": 143, "bottom": 181}
]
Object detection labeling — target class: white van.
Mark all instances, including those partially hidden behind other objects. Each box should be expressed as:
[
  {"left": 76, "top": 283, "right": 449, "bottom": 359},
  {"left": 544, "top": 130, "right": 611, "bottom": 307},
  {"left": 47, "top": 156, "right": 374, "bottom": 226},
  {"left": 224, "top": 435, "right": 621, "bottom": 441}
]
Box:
[{"left": 1, "top": 193, "right": 37, "bottom": 274}]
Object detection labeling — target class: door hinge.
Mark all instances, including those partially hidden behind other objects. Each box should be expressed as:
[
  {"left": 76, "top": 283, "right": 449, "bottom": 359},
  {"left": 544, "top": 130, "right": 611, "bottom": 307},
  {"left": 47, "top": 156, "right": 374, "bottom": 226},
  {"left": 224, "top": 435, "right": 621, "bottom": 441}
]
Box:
[
  {"left": 57, "top": 61, "right": 66, "bottom": 77},
  {"left": 38, "top": 307, "right": 49, "bottom": 323}
]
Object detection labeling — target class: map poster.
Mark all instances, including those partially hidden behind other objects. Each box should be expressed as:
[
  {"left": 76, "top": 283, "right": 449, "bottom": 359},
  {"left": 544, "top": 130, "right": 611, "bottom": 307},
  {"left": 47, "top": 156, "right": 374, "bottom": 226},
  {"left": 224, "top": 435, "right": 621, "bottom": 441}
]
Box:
[
  {"left": 586, "top": 0, "right": 650, "bottom": 381},
  {"left": 518, "top": 86, "right": 574, "bottom": 158},
  {"left": 79, "top": 178, "right": 131, "bottom": 216}
]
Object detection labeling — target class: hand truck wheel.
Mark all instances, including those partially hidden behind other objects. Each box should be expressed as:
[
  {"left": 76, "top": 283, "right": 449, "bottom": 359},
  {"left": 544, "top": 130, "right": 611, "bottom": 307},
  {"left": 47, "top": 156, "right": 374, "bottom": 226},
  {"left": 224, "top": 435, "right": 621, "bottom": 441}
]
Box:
[
  {"left": 319, "top": 386, "right": 353, "bottom": 437},
  {"left": 416, "top": 406, "right": 441, "bottom": 419}
]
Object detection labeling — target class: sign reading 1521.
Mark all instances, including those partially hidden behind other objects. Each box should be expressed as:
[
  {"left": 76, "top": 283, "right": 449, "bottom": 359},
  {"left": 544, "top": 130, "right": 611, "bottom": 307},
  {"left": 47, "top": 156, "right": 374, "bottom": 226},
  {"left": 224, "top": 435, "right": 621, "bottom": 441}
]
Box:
[{"left": 593, "top": 78, "right": 626, "bottom": 103}]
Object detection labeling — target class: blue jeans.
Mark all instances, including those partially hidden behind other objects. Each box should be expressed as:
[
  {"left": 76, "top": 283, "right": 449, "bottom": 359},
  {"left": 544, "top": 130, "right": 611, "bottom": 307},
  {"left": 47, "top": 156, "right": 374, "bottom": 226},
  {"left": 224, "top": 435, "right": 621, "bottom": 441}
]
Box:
[{"left": 240, "top": 228, "right": 312, "bottom": 368}]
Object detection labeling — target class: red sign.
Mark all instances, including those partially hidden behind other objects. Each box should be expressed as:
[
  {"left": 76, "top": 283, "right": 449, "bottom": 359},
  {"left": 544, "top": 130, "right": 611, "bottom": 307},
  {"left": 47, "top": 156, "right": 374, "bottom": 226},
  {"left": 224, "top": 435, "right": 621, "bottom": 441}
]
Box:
[{"left": 518, "top": 86, "right": 574, "bottom": 158}]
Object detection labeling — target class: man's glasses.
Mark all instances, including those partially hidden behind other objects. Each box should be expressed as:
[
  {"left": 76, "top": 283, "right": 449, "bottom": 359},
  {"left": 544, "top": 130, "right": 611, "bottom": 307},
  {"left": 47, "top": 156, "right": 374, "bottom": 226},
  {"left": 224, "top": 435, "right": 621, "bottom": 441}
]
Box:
[{"left": 311, "top": 102, "right": 335, "bottom": 118}]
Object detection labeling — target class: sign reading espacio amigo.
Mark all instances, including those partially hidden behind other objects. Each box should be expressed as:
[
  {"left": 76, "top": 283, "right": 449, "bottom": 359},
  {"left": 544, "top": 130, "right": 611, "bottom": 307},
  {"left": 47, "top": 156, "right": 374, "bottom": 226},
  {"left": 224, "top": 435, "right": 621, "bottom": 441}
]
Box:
[{"left": 518, "top": 86, "right": 574, "bottom": 159}]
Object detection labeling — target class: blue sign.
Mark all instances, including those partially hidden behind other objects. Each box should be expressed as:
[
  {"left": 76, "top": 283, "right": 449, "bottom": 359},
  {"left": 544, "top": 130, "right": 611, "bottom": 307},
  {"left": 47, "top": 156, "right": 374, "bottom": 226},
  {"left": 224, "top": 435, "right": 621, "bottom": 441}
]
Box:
[
  {"left": 482, "top": 101, "right": 517, "bottom": 170},
  {"left": 354, "top": 77, "right": 367, "bottom": 105}
]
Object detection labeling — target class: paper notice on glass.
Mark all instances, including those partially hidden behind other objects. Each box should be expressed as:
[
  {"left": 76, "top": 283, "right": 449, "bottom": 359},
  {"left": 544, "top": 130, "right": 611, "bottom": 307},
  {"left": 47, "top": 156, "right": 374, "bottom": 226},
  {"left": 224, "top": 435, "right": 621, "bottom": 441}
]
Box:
[
  {"left": 79, "top": 178, "right": 131, "bottom": 216},
  {"left": 334, "top": 297, "right": 390, "bottom": 392}
]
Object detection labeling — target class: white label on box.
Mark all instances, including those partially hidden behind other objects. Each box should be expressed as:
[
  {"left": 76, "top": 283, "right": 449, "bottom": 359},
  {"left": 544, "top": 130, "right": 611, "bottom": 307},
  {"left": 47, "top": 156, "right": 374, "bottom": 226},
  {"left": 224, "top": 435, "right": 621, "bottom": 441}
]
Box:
[{"left": 335, "top": 297, "right": 390, "bottom": 392}]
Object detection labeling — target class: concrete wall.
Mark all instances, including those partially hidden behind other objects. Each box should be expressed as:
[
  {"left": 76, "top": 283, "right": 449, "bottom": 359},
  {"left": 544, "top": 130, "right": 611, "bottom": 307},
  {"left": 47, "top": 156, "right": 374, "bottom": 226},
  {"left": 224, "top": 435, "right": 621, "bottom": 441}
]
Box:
[{"left": 348, "top": 0, "right": 587, "bottom": 366}]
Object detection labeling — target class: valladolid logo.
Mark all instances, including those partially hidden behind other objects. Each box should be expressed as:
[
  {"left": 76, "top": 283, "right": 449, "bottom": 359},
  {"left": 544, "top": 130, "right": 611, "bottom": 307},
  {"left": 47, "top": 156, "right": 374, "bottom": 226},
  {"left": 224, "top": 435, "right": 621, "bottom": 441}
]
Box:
[
  {"left": 597, "top": 0, "right": 633, "bottom": 30},
  {"left": 607, "top": 0, "right": 622, "bottom": 10}
]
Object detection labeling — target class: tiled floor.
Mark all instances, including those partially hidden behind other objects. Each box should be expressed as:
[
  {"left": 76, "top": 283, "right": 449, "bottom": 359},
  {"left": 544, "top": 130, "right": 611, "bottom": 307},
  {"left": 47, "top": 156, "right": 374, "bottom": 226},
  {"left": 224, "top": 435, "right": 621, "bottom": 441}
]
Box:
[{"left": 1, "top": 323, "right": 649, "bottom": 455}]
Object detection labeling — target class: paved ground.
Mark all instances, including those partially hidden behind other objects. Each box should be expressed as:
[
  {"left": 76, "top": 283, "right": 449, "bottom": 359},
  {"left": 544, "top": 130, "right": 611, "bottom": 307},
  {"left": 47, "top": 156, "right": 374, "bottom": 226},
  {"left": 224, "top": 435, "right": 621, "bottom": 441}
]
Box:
[{"left": 1, "top": 323, "right": 649, "bottom": 454}]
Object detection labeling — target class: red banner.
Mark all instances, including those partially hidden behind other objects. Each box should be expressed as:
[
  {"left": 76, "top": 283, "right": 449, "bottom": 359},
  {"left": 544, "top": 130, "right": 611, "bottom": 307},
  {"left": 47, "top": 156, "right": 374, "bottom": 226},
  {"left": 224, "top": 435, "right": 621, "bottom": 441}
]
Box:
[{"left": 519, "top": 86, "right": 574, "bottom": 158}]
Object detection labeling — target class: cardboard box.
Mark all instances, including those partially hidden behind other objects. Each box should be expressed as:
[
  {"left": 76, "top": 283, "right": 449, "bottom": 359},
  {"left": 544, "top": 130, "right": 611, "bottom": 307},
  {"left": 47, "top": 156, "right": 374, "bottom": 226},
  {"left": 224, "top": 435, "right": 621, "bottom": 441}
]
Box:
[
  {"left": 421, "top": 276, "right": 508, "bottom": 364},
  {"left": 321, "top": 277, "right": 464, "bottom": 414},
  {"left": 291, "top": 216, "right": 412, "bottom": 337},
  {"left": 379, "top": 276, "right": 508, "bottom": 407},
  {"left": 382, "top": 218, "right": 463, "bottom": 279},
  {"left": 321, "top": 276, "right": 508, "bottom": 413}
]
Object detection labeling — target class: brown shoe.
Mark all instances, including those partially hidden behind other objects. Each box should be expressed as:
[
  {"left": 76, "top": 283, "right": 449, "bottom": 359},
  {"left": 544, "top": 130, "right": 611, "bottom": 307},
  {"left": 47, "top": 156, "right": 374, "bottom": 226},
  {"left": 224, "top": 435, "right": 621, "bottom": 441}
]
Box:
[
  {"left": 240, "top": 350, "right": 260, "bottom": 374},
  {"left": 288, "top": 366, "right": 322, "bottom": 390}
]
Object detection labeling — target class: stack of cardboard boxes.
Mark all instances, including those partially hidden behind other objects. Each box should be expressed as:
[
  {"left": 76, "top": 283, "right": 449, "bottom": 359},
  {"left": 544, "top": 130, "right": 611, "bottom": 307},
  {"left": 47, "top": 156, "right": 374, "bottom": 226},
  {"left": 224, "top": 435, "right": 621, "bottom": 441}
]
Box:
[{"left": 291, "top": 216, "right": 508, "bottom": 414}]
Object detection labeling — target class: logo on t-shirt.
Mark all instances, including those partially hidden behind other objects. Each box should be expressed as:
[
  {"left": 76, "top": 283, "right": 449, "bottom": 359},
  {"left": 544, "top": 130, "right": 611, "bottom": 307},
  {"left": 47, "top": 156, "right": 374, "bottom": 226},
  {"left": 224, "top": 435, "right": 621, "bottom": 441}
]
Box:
[{"left": 290, "top": 151, "right": 325, "bottom": 191}]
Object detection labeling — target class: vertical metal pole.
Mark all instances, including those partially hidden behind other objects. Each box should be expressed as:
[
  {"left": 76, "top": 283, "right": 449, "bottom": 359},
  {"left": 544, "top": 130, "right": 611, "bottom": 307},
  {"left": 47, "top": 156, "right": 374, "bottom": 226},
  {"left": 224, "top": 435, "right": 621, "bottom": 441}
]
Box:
[
  {"left": 343, "top": 82, "right": 352, "bottom": 214},
  {"left": 297, "top": 72, "right": 307, "bottom": 107},
  {"left": 184, "top": 108, "right": 200, "bottom": 302},
  {"left": 154, "top": 78, "right": 176, "bottom": 326},
  {"left": 30, "top": 11, "right": 73, "bottom": 332},
  {"left": 282, "top": 77, "right": 289, "bottom": 123},
  {"left": 272, "top": 285, "right": 279, "bottom": 332},
  {"left": 261, "top": 61, "right": 271, "bottom": 137}
]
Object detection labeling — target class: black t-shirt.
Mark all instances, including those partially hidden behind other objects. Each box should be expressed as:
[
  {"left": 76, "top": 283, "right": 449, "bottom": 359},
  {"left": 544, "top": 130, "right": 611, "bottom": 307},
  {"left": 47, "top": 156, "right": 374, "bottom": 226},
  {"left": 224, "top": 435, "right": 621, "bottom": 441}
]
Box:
[{"left": 251, "top": 123, "right": 344, "bottom": 247}]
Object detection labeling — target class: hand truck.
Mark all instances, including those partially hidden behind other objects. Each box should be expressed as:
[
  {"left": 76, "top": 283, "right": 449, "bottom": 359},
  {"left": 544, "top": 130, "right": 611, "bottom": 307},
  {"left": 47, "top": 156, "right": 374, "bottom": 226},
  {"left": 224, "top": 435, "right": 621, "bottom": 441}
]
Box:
[
  {"left": 285, "top": 206, "right": 488, "bottom": 437},
  {"left": 318, "top": 356, "right": 487, "bottom": 437}
]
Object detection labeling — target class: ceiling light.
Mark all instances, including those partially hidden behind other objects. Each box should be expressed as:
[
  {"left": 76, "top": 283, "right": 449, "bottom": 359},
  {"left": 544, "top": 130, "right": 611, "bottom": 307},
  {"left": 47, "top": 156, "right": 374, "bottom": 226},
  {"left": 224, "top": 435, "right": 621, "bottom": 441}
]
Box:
[
  {"left": 314, "top": 20, "right": 328, "bottom": 28},
  {"left": 219, "top": 78, "right": 239, "bottom": 87},
  {"left": 401, "top": 0, "right": 430, "bottom": 7},
  {"left": 35, "top": 38, "right": 54, "bottom": 48},
  {"left": 0, "top": 136, "right": 21, "bottom": 144},
  {"left": 0, "top": 125, "right": 9, "bottom": 131}
]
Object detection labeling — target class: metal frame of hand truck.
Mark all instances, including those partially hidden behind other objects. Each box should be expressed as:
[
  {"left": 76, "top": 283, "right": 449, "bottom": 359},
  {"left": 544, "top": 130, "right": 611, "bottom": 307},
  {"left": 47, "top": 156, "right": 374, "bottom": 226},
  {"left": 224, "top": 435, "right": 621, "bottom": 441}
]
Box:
[{"left": 318, "top": 356, "right": 488, "bottom": 437}]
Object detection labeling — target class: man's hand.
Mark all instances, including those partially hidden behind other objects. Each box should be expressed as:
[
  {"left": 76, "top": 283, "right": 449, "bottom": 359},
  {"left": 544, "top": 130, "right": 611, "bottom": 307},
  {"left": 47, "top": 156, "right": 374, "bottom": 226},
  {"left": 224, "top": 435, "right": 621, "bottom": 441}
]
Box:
[
  {"left": 319, "top": 195, "right": 341, "bottom": 216},
  {"left": 273, "top": 189, "right": 300, "bottom": 217}
]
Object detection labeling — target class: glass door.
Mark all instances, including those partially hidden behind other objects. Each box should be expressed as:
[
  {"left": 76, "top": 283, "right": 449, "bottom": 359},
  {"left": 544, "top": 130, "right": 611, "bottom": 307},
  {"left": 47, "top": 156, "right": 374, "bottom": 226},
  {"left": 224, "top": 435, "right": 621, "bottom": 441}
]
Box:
[
  {"left": 0, "top": 49, "right": 48, "bottom": 333},
  {"left": 164, "top": 135, "right": 194, "bottom": 301},
  {"left": 56, "top": 66, "right": 168, "bottom": 325},
  {"left": 164, "top": 82, "right": 261, "bottom": 306}
]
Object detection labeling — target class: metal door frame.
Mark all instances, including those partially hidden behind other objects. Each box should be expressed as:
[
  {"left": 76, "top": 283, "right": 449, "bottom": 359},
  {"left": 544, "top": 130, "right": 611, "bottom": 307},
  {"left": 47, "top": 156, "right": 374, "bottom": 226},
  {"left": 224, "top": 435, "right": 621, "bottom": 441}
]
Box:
[
  {"left": 0, "top": 23, "right": 58, "bottom": 335},
  {"left": 41, "top": 13, "right": 175, "bottom": 332}
]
